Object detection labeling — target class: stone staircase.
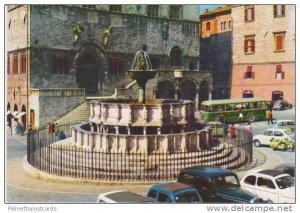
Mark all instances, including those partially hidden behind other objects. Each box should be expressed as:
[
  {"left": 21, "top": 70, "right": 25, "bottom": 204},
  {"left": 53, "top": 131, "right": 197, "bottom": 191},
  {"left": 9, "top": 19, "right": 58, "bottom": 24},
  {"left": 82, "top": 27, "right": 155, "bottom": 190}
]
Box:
[{"left": 54, "top": 101, "right": 90, "bottom": 125}]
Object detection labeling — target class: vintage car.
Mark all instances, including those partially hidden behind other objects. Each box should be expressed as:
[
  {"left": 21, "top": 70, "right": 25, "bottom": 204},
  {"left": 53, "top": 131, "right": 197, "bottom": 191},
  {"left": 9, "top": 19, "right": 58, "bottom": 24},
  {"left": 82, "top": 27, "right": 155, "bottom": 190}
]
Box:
[
  {"left": 273, "top": 163, "right": 295, "bottom": 178},
  {"left": 240, "top": 169, "right": 295, "bottom": 203},
  {"left": 177, "top": 166, "right": 264, "bottom": 203},
  {"left": 146, "top": 182, "right": 203, "bottom": 203},
  {"left": 253, "top": 128, "right": 295, "bottom": 147},
  {"left": 97, "top": 190, "right": 154, "bottom": 203},
  {"left": 272, "top": 100, "right": 292, "bottom": 111},
  {"left": 271, "top": 120, "right": 295, "bottom": 133}
]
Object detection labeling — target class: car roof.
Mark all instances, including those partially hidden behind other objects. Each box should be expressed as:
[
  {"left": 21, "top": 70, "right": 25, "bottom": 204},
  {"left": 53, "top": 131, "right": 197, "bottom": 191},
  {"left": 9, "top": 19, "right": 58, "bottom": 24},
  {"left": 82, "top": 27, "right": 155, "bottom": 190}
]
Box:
[
  {"left": 159, "top": 182, "right": 194, "bottom": 193},
  {"left": 264, "top": 128, "right": 286, "bottom": 132},
  {"left": 257, "top": 169, "right": 286, "bottom": 177},
  {"left": 180, "top": 166, "right": 234, "bottom": 178},
  {"left": 273, "top": 163, "right": 295, "bottom": 169},
  {"left": 99, "top": 190, "right": 152, "bottom": 203}
]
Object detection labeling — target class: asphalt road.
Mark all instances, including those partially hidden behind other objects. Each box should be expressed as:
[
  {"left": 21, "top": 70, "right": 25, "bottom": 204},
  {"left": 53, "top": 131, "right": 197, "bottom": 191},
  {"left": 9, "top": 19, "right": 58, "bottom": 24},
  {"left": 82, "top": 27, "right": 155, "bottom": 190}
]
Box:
[{"left": 5, "top": 108, "right": 295, "bottom": 203}]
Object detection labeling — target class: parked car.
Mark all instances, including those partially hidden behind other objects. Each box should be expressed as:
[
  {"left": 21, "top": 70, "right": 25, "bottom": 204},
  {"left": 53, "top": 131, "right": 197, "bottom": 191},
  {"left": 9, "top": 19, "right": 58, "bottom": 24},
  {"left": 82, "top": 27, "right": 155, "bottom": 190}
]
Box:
[
  {"left": 273, "top": 163, "right": 295, "bottom": 178},
  {"left": 146, "top": 182, "right": 203, "bottom": 203},
  {"left": 177, "top": 166, "right": 264, "bottom": 203},
  {"left": 271, "top": 120, "right": 295, "bottom": 133},
  {"left": 272, "top": 100, "right": 292, "bottom": 111},
  {"left": 97, "top": 190, "right": 154, "bottom": 203},
  {"left": 241, "top": 169, "right": 295, "bottom": 203},
  {"left": 253, "top": 128, "right": 295, "bottom": 147}
]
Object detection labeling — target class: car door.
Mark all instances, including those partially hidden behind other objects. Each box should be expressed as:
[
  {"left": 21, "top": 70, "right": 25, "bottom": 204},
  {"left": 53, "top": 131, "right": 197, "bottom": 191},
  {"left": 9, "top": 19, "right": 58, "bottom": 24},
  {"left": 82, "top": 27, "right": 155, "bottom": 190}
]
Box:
[
  {"left": 273, "top": 130, "right": 285, "bottom": 141},
  {"left": 260, "top": 130, "right": 274, "bottom": 145},
  {"left": 241, "top": 175, "right": 257, "bottom": 194},
  {"left": 254, "top": 176, "right": 278, "bottom": 202}
]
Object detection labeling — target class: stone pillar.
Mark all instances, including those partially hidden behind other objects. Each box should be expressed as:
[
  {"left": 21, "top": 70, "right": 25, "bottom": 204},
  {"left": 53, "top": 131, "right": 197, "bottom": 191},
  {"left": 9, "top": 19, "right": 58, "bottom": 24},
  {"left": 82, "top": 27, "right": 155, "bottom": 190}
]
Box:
[
  {"left": 115, "top": 126, "right": 119, "bottom": 134},
  {"left": 83, "top": 132, "right": 89, "bottom": 149},
  {"left": 159, "top": 105, "right": 163, "bottom": 125},
  {"left": 143, "top": 126, "right": 147, "bottom": 135},
  {"left": 195, "top": 88, "right": 200, "bottom": 110},
  {"left": 90, "top": 102, "right": 94, "bottom": 117},
  {"left": 143, "top": 105, "right": 148, "bottom": 124},
  {"left": 72, "top": 128, "right": 76, "bottom": 145},
  {"left": 181, "top": 134, "right": 187, "bottom": 152},
  {"left": 118, "top": 137, "right": 126, "bottom": 153},
  {"left": 170, "top": 104, "right": 174, "bottom": 123},
  {"left": 94, "top": 134, "right": 101, "bottom": 152},
  {"left": 90, "top": 123, "right": 94, "bottom": 132},
  {"left": 196, "top": 131, "right": 201, "bottom": 151},
  {"left": 208, "top": 89, "right": 212, "bottom": 101},
  {"left": 97, "top": 124, "right": 100, "bottom": 133},
  {"left": 127, "top": 125, "right": 131, "bottom": 135},
  {"left": 102, "top": 134, "right": 107, "bottom": 151},
  {"left": 88, "top": 133, "right": 94, "bottom": 150},
  {"left": 159, "top": 136, "right": 168, "bottom": 153}
]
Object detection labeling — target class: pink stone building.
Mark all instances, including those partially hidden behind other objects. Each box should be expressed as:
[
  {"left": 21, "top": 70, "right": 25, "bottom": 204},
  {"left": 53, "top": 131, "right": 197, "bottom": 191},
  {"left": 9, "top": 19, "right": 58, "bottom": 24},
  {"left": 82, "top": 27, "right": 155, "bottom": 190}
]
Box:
[{"left": 230, "top": 5, "right": 295, "bottom": 105}]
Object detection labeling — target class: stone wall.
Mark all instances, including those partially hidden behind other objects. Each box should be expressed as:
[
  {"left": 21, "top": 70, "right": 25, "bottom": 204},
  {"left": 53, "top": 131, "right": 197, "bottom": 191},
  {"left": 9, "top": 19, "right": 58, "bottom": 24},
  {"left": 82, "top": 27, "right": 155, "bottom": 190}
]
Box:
[{"left": 200, "top": 32, "right": 232, "bottom": 99}]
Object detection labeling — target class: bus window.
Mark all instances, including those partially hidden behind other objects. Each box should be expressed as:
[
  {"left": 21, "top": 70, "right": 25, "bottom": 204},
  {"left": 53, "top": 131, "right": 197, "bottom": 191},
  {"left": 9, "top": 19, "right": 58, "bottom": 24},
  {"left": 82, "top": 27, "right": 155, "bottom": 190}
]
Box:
[
  {"left": 225, "top": 105, "right": 231, "bottom": 111},
  {"left": 218, "top": 105, "right": 225, "bottom": 112},
  {"left": 245, "top": 103, "right": 251, "bottom": 109},
  {"left": 212, "top": 105, "right": 218, "bottom": 112},
  {"left": 253, "top": 102, "right": 258, "bottom": 109}
]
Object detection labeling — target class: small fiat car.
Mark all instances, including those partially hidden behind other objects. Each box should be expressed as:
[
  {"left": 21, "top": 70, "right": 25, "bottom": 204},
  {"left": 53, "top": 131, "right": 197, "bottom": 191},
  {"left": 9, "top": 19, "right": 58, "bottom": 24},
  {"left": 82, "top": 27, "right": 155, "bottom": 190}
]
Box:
[
  {"left": 97, "top": 190, "right": 153, "bottom": 203},
  {"left": 177, "top": 166, "right": 264, "bottom": 203},
  {"left": 271, "top": 120, "right": 295, "bottom": 133},
  {"left": 253, "top": 128, "right": 295, "bottom": 147},
  {"left": 146, "top": 182, "right": 203, "bottom": 203},
  {"left": 241, "top": 169, "right": 295, "bottom": 203}
]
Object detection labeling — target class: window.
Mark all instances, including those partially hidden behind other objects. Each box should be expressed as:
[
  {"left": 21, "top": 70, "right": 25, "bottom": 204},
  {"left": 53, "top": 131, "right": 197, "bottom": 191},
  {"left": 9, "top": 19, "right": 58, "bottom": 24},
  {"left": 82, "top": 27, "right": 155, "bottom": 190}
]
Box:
[
  {"left": 179, "top": 173, "right": 194, "bottom": 185},
  {"left": 263, "top": 130, "right": 273, "bottom": 136},
  {"left": 13, "top": 54, "right": 18, "bottom": 74},
  {"left": 157, "top": 192, "right": 172, "bottom": 203},
  {"left": 147, "top": 190, "right": 157, "bottom": 199},
  {"left": 257, "top": 177, "right": 276, "bottom": 189},
  {"left": 169, "top": 5, "right": 182, "bottom": 20},
  {"left": 161, "top": 21, "right": 169, "bottom": 40},
  {"left": 274, "top": 131, "right": 284, "bottom": 137},
  {"left": 274, "top": 5, "right": 285, "bottom": 17},
  {"left": 109, "top": 5, "right": 121, "bottom": 12},
  {"left": 274, "top": 32, "right": 285, "bottom": 52},
  {"left": 193, "top": 177, "right": 211, "bottom": 191},
  {"left": 228, "top": 20, "right": 231, "bottom": 29},
  {"left": 206, "top": 22, "right": 211, "bottom": 31},
  {"left": 53, "top": 55, "right": 68, "bottom": 74},
  {"left": 109, "top": 57, "right": 123, "bottom": 75},
  {"left": 244, "top": 6, "right": 254, "bottom": 22},
  {"left": 244, "top": 36, "right": 255, "bottom": 54},
  {"left": 244, "top": 175, "right": 256, "bottom": 185},
  {"left": 82, "top": 5, "right": 96, "bottom": 9},
  {"left": 7, "top": 54, "right": 10, "bottom": 74},
  {"left": 223, "top": 21, "right": 226, "bottom": 30},
  {"left": 244, "top": 66, "right": 255, "bottom": 79},
  {"left": 20, "top": 52, "right": 26, "bottom": 74},
  {"left": 147, "top": 5, "right": 159, "bottom": 17},
  {"left": 220, "top": 22, "right": 224, "bottom": 30},
  {"left": 275, "top": 64, "right": 285, "bottom": 80},
  {"left": 243, "top": 90, "right": 254, "bottom": 98},
  {"left": 170, "top": 46, "right": 182, "bottom": 68}
]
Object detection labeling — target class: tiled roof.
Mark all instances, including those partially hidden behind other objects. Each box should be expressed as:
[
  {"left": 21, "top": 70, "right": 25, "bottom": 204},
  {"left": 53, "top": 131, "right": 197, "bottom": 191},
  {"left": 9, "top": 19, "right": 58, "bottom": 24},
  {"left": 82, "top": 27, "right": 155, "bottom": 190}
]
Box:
[{"left": 200, "top": 5, "right": 232, "bottom": 17}]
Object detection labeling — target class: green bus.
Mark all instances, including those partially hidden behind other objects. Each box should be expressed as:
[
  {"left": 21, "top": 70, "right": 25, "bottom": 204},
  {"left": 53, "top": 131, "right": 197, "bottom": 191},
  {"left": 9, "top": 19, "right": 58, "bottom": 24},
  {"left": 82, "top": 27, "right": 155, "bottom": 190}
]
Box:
[{"left": 200, "top": 98, "right": 268, "bottom": 123}]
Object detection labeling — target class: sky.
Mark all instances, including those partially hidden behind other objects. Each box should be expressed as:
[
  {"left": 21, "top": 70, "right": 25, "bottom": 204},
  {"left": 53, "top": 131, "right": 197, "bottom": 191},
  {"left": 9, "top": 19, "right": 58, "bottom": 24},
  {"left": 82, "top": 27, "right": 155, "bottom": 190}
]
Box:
[{"left": 199, "top": 5, "right": 225, "bottom": 14}]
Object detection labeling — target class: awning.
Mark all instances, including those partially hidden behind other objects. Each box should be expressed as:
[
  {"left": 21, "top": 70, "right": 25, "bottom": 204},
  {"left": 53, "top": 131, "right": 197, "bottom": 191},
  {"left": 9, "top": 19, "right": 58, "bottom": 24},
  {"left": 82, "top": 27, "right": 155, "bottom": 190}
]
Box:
[
  {"left": 16, "top": 112, "right": 26, "bottom": 118},
  {"left": 7, "top": 111, "right": 11, "bottom": 115},
  {"left": 12, "top": 111, "right": 18, "bottom": 116}
]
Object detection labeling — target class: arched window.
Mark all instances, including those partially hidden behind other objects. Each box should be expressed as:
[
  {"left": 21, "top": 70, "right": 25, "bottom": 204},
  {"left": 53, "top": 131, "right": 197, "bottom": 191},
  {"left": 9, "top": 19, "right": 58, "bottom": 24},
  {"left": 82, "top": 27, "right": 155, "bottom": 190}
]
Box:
[
  {"left": 223, "top": 21, "right": 226, "bottom": 30},
  {"left": 228, "top": 20, "right": 231, "bottom": 29},
  {"left": 243, "top": 90, "right": 254, "bottom": 98},
  {"left": 206, "top": 22, "right": 211, "bottom": 31},
  {"left": 169, "top": 46, "right": 182, "bottom": 68}
]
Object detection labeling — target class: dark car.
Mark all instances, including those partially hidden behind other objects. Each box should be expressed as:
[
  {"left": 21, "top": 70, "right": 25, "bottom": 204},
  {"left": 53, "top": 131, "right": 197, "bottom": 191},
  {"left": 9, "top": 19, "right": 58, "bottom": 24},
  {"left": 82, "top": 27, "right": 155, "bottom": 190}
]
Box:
[
  {"left": 147, "top": 182, "right": 203, "bottom": 203},
  {"left": 272, "top": 100, "right": 292, "bottom": 111},
  {"left": 177, "top": 166, "right": 264, "bottom": 203},
  {"left": 273, "top": 163, "right": 295, "bottom": 178}
]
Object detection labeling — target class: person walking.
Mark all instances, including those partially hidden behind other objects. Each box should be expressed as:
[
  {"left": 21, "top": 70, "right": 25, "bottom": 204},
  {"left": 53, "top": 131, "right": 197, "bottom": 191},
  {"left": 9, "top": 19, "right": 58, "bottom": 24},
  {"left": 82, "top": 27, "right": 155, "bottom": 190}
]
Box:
[
  {"left": 230, "top": 124, "right": 236, "bottom": 142},
  {"left": 267, "top": 110, "right": 273, "bottom": 125},
  {"left": 238, "top": 110, "right": 243, "bottom": 125},
  {"left": 223, "top": 120, "right": 228, "bottom": 142},
  {"left": 47, "top": 122, "right": 52, "bottom": 136}
]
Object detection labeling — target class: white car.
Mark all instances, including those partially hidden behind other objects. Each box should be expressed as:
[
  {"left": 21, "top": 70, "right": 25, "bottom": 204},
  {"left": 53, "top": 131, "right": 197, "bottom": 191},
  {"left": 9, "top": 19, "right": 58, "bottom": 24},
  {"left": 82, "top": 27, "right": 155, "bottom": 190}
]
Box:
[
  {"left": 97, "top": 190, "right": 153, "bottom": 203},
  {"left": 240, "top": 169, "right": 295, "bottom": 203},
  {"left": 253, "top": 128, "right": 294, "bottom": 147}
]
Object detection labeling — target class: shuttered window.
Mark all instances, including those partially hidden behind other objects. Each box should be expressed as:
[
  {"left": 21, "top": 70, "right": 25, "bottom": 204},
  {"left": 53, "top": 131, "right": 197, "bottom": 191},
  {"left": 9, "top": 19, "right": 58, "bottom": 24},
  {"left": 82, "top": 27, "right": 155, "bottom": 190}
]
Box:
[
  {"left": 275, "top": 64, "right": 285, "bottom": 79},
  {"left": 274, "top": 5, "right": 285, "bottom": 17},
  {"left": 245, "top": 6, "right": 255, "bottom": 22},
  {"left": 244, "top": 36, "right": 255, "bottom": 54},
  {"left": 13, "top": 54, "right": 18, "bottom": 74},
  {"left": 53, "top": 55, "right": 68, "bottom": 74},
  {"left": 20, "top": 52, "right": 26, "bottom": 74},
  {"left": 274, "top": 32, "right": 285, "bottom": 52}
]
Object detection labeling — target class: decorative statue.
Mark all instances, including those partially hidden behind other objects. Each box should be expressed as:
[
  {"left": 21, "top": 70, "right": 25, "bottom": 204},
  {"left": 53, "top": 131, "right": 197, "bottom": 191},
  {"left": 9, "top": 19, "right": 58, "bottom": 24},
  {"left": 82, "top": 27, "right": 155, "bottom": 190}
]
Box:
[
  {"left": 103, "top": 26, "right": 112, "bottom": 46},
  {"left": 72, "top": 22, "right": 84, "bottom": 44},
  {"left": 137, "top": 52, "right": 146, "bottom": 71}
]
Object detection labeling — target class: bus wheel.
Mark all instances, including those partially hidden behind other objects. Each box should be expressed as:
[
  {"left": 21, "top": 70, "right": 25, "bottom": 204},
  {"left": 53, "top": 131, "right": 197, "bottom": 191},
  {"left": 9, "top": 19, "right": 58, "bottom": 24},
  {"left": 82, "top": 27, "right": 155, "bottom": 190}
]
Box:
[{"left": 247, "top": 114, "right": 256, "bottom": 122}]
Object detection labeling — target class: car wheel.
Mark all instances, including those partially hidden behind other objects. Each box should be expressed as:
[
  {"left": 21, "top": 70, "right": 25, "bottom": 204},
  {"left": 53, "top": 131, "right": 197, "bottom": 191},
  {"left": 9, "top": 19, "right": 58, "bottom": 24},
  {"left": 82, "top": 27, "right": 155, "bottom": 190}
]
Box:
[
  {"left": 254, "top": 139, "right": 261, "bottom": 147},
  {"left": 247, "top": 114, "right": 256, "bottom": 122}
]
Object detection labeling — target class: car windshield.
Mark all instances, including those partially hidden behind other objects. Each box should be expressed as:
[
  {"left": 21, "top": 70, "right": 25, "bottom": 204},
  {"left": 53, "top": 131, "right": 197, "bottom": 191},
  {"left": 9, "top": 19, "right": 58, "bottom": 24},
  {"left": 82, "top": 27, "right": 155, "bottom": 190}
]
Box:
[
  {"left": 212, "top": 175, "right": 240, "bottom": 190},
  {"left": 275, "top": 176, "right": 295, "bottom": 189},
  {"left": 175, "top": 191, "right": 202, "bottom": 203}
]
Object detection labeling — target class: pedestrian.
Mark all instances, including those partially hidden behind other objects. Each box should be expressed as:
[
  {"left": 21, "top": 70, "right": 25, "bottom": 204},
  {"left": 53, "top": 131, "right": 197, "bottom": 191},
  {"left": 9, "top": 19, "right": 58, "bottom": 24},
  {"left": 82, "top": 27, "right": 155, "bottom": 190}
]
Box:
[
  {"left": 59, "top": 130, "right": 66, "bottom": 140},
  {"left": 238, "top": 109, "right": 243, "bottom": 125},
  {"left": 223, "top": 120, "right": 228, "bottom": 141},
  {"left": 267, "top": 110, "right": 273, "bottom": 125},
  {"left": 48, "top": 122, "right": 52, "bottom": 135},
  {"left": 230, "top": 124, "right": 236, "bottom": 142},
  {"left": 219, "top": 114, "right": 225, "bottom": 124},
  {"left": 51, "top": 122, "right": 56, "bottom": 136}
]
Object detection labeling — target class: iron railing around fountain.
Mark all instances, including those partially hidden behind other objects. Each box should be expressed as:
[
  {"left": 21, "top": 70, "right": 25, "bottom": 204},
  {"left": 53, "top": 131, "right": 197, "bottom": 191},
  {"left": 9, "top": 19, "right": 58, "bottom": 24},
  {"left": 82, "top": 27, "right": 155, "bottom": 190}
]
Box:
[{"left": 27, "top": 123, "right": 253, "bottom": 182}]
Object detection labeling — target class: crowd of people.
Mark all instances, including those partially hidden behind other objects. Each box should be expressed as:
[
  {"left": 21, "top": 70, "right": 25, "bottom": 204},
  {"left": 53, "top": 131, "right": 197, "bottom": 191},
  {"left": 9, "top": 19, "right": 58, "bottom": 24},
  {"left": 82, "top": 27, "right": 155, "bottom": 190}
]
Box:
[{"left": 47, "top": 122, "right": 66, "bottom": 140}]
